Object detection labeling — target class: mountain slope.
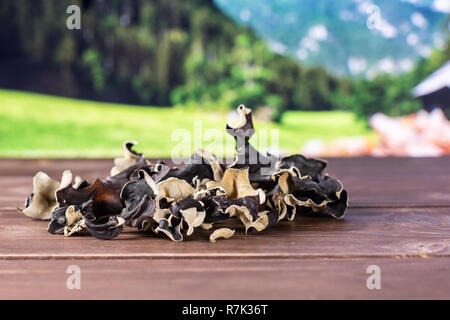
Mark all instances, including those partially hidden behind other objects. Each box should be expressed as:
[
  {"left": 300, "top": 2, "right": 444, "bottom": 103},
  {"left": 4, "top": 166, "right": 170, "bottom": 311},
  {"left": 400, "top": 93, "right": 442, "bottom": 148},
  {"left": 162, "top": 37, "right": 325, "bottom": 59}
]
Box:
[{"left": 215, "top": 0, "right": 449, "bottom": 76}]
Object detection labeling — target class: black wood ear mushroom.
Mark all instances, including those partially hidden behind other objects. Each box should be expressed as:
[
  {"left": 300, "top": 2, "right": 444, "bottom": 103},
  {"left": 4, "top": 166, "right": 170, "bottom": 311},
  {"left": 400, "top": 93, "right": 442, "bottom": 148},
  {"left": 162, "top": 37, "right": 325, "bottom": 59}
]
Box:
[{"left": 20, "top": 105, "right": 348, "bottom": 241}]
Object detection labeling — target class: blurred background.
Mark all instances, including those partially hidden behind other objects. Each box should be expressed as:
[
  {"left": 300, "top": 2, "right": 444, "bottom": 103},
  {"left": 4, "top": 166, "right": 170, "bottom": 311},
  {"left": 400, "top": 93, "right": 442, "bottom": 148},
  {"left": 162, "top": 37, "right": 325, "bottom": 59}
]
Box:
[{"left": 0, "top": 0, "right": 449, "bottom": 158}]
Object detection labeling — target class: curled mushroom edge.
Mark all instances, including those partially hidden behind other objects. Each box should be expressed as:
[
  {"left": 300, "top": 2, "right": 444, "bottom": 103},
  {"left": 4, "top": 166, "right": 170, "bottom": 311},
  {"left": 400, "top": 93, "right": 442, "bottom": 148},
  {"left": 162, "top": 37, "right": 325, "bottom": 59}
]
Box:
[{"left": 21, "top": 104, "right": 349, "bottom": 242}]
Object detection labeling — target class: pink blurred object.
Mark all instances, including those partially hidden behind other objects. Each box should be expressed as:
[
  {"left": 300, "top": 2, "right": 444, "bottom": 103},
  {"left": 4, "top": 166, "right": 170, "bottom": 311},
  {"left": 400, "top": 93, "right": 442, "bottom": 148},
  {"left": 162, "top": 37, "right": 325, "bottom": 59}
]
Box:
[
  {"left": 414, "top": 109, "right": 450, "bottom": 153},
  {"left": 301, "top": 108, "right": 450, "bottom": 157},
  {"left": 302, "top": 137, "right": 371, "bottom": 157}
]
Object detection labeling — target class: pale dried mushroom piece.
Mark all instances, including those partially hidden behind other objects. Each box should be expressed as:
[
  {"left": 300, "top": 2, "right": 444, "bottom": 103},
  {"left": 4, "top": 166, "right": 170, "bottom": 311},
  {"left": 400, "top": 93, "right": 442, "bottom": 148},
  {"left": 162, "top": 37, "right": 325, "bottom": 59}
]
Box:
[
  {"left": 269, "top": 187, "right": 288, "bottom": 222},
  {"left": 152, "top": 196, "right": 205, "bottom": 241},
  {"left": 171, "top": 196, "right": 206, "bottom": 236},
  {"left": 209, "top": 228, "right": 235, "bottom": 243},
  {"left": 157, "top": 177, "right": 194, "bottom": 202},
  {"left": 64, "top": 205, "right": 86, "bottom": 236},
  {"left": 226, "top": 205, "right": 269, "bottom": 233},
  {"left": 206, "top": 168, "right": 259, "bottom": 199},
  {"left": 58, "top": 170, "right": 73, "bottom": 191},
  {"left": 276, "top": 170, "right": 301, "bottom": 194},
  {"left": 110, "top": 140, "right": 143, "bottom": 177},
  {"left": 202, "top": 168, "right": 269, "bottom": 231},
  {"left": 18, "top": 171, "right": 70, "bottom": 220},
  {"left": 200, "top": 223, "right": 213, "bottom": 230},
  {"left": 155, "top": 218, "right": 183, "bottom": 242},
  {"left": 193, "top": 177, "right": 212, "bottom": 193},
  {"left": 152, "top": 198, "right": 172, "bottom": 223},
  {"left": 226, "top": 104, "right": 255, "bottom": 140},
  {"left": 180, "top": 207, "right": 205, "bottom": 235},
  {"left": 73, "top": 176, "right": 90, "bottom": 189}
]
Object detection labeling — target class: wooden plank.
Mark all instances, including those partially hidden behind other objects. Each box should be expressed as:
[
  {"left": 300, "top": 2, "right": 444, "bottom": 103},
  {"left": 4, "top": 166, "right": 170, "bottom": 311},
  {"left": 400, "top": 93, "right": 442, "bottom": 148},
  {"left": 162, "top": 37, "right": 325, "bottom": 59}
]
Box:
[
  {"left": 1, "top": 207, "right": 449, "bottom": 258},
  {"left": 326, "top": 157, "right": 450, "bottom": 207},
  {"left": 0, "top": 159, "right": 168, "bottom": 209},
  {"left": 0, "top": 257, "right": 448, "bottom": 299},
  {"left": 0, "top": 158, "right": 448, "bottom": 300},
  {"left": 0, "top": 157, "right": 449, "bottom": 208}
]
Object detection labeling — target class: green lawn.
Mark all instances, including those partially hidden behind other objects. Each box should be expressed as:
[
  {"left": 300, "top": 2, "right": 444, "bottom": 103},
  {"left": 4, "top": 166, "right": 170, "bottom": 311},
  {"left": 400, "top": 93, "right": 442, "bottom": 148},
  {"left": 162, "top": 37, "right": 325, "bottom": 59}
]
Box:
[{"left": 0, "top": 89, "right": 371, "bottom": 158}]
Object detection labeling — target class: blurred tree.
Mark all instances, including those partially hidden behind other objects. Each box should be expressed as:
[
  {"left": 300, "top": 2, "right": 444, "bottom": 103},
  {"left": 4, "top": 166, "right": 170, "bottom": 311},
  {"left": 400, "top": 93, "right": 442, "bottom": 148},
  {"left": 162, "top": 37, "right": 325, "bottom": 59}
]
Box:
[
  {"left": 0, "top": 0, "right": 346, "bottom": 121},
  {"left": 345, "top": 74, "right": 421, "bottom": 120}
]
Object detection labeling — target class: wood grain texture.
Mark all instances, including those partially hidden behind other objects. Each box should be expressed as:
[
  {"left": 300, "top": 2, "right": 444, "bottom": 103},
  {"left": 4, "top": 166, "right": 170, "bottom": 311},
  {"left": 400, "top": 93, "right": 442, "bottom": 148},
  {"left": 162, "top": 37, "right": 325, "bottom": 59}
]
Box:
[
  {"left": 1, "top": 157, "right": 449, "bottom": 208},
  {"left": 1, "top": 207, "right": 449, "bottom": 258},
  {"left": 0, "top": 258, "right": 448, "bottom": 299},
  {"left": 0, "top": 158, "right": 449, "bottom": 299}
]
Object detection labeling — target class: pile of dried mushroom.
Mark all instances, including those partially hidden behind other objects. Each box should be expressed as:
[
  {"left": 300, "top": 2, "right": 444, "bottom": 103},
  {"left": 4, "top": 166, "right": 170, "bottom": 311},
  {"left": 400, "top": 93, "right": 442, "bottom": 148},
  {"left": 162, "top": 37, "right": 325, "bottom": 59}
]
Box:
[{"left": 18, "top": 105, "right": 348, "bottom": 242}]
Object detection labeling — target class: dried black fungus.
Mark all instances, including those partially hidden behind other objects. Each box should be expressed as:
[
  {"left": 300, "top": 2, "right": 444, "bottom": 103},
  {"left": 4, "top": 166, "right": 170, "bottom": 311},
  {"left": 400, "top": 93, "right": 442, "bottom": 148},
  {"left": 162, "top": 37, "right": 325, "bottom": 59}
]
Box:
[
  {"left": 17, "top": 171, "right": 71, "bottom": 220},
  {"left": 20, "top": 105, "right": 348, "bottom": 242},
  {"left": 47, "top": 206, "right": 69, "bottom": 234},
  {"left": 277, "top": 154, "right": 327, "bottom": 182},
  {"left": 160, "top": 149, "right": 223, "bottom": 184},
  {"left": 227, "top": 105, "right": 277, "bottom": 177},
  {"left": 120, "top": 170, "right": 157, "bottom": 230},
  {"left": 84, "top": 215, "right": 125, "bottom": 240}
]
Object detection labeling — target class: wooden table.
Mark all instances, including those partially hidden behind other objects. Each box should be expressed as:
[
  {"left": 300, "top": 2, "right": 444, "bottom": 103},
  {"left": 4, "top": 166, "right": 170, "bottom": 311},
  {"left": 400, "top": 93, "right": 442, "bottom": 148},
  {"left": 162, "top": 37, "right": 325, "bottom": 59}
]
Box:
[{"left": 0, "top": 157, "right": 449, "bottom": 299}]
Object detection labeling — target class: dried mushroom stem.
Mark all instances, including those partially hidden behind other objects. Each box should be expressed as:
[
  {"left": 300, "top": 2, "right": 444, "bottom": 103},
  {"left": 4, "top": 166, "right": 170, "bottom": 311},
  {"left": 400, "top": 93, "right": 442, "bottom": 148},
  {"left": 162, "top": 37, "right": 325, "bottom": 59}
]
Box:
[{"left": 110, "top": 140, "right": 143, "bottom": 177}]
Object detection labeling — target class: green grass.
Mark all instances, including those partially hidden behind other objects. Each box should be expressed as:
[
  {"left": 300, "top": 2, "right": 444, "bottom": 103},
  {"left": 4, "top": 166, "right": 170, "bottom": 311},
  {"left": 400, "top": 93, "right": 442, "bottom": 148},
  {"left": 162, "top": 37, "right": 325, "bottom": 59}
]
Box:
[{"left": 0, "top": 89, "right": 371, "bottom": 158}]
